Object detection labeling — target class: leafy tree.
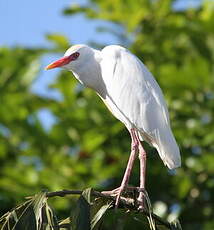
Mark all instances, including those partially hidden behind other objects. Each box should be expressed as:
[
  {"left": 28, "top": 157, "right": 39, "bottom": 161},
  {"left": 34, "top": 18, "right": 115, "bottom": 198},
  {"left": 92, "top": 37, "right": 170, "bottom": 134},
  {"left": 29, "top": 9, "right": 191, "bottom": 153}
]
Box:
[{"left": 0, "top": 0, "right": 214, "bottom": 229}]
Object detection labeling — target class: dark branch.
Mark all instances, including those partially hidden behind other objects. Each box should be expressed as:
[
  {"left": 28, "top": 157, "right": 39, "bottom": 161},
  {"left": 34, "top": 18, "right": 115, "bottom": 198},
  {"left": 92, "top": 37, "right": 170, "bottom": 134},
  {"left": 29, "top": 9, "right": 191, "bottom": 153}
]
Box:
[{"left": 46, "top": 189, "right": 173, "bottom": 229}]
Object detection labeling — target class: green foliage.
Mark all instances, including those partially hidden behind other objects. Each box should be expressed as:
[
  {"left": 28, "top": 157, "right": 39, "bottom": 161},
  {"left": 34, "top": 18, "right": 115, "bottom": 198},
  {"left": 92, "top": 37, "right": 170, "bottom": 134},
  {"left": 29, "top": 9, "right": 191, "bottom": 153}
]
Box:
[
  {"left": 0, "top": 192, "right": 56, "bottom": 230},
  {"left": 0, "top": 189, "right": 179, "bottom": 230},
  {"left": 0, "top": 0, "right": 214, "bottom": 229},
  {"left": 46, "top": 34, "right": 70, "bottom": 52}
]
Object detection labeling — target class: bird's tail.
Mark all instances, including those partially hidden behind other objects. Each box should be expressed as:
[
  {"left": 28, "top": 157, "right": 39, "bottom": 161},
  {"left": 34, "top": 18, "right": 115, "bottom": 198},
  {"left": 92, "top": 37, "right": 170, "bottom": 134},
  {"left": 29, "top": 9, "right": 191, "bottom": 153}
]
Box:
[{"left": 152, "top": 130, "right": 181, "bottom": 170}]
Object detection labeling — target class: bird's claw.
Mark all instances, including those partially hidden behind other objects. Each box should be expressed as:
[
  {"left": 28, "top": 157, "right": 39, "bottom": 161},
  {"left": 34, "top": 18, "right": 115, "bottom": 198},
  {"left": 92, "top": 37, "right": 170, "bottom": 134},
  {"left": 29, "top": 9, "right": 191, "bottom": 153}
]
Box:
[
  {"left": 137, "top": 194, "right": 145, "bottom": 211},
  {"left": 102, "top": 186, "right": 127, "bottom": 208},
  {"left": 101, "top": 187, "right": 121, "bottom": 196},
  {"left": 102, "top": 186, "right": 146, "bottom": 209}
]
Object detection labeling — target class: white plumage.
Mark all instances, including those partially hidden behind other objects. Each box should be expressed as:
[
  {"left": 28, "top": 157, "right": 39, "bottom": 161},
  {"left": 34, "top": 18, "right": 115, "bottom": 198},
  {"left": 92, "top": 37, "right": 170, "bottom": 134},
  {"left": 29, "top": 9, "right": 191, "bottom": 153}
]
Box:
[
  {"left": 46, "top": 44, "right": 181, "bottom": 208},
  {"left": 100, "top": 45, "right": 181, "bottom": 169}
]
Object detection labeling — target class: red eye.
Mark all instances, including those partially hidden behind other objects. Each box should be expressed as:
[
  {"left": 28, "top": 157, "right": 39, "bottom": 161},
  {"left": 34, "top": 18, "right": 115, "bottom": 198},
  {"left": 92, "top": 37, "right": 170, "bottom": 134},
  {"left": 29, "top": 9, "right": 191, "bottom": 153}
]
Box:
[{"left": 72, "top": 52, "right": 80, "bottom": 60}]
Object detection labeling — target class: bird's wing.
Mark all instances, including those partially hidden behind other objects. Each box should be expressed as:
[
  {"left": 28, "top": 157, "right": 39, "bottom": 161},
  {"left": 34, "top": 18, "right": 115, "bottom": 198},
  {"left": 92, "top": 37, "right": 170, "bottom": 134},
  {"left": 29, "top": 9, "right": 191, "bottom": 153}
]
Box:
[{"left": 99, "top": 45, "right": 181, "bottom": 169}]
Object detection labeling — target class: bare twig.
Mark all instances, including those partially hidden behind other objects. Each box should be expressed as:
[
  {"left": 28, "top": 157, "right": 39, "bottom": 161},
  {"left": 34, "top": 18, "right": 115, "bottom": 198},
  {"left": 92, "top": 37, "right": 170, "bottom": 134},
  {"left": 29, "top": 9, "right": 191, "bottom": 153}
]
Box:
[{"left": 46, "top": 189, "right": 173, "bottom": 229}]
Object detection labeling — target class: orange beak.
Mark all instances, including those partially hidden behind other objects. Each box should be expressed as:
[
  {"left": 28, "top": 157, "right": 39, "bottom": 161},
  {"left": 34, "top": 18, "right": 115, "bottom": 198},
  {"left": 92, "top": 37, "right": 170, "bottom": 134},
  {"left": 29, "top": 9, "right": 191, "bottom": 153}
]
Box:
[{"left": 45, "top": 55, "right": 73, "bottom": 70}]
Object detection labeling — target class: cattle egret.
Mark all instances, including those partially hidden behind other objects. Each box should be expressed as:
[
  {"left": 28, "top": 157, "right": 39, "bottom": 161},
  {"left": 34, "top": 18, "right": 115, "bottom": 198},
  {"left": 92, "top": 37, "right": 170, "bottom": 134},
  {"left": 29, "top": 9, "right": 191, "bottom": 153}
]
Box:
[{"left": 46, "top": 44, "right": 181, "bottom": 209}]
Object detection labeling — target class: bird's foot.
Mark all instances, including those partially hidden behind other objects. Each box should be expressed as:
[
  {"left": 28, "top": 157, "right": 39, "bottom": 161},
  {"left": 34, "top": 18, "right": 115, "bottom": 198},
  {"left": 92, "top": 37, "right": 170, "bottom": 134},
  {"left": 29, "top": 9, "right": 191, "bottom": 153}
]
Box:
[
  {"left": 137, "top": 188, "right": 151, "bottom": 212},
  {"left": 101, "top": 187, "right": 121, "bottom": 196},
  {"left": 102, "top": 186, "right": 124, "bottom": 208},
  {"left": 137, "top": 188, "right": 145, "bottom": 211},
  {"left": 102, "top": 186, "right": 142, "bottom": 208}
]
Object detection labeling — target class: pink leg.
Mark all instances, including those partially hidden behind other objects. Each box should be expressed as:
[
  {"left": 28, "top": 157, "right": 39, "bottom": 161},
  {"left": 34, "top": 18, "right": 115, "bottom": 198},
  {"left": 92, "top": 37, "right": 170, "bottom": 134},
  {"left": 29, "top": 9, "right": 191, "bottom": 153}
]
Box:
[
  {"left": 136, "top": 134, "right": 147, "bottom": 210},
  {"left": 114, "top": 129, "right": 139, "bottom": 207},
  {"left": 102, "top": 129, "right": 147, "bottom": 209}
]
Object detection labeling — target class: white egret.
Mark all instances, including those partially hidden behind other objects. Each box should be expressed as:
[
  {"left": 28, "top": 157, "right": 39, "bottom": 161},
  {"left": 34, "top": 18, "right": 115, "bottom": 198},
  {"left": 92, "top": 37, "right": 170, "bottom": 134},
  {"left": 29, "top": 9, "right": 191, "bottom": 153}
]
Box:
[{"left": 46, "top": 44, "right": 181, "bottom": 209}]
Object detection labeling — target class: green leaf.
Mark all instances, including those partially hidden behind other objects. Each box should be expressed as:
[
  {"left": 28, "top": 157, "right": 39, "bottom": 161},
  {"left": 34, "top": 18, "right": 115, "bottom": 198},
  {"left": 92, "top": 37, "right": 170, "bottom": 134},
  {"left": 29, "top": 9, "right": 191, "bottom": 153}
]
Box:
[
  {"left": 46, "top": 34, "right": 70, "bottom": 50},
  {"left": 41, "top": 203, "right": 59, "bottom": 230},
  {"left": 0, "top": 192, "right": 59, "bottom": 230},
  {"left": 90, "top": 198, "right": 112, "bottom": 230},
  {"left": 0, "top": 199, "right": 36, "bottom": 230},
  {"left": 63, "top": 5, "right": 93, "bottom": 16},
  {"left": 81, "top": 188, "right": 92, "bottom": 205},
  {"left": 21, "top": 59, "right": 40, "bottom": 86},
  {"left": 32, "top": 191, "right": 48, "bottom": 228},
  {"left": 72, "top": 188, "right": 92, "bottom": 230},
  {"left": 58, "top": 217, "right": 72, "bottom": 230}
]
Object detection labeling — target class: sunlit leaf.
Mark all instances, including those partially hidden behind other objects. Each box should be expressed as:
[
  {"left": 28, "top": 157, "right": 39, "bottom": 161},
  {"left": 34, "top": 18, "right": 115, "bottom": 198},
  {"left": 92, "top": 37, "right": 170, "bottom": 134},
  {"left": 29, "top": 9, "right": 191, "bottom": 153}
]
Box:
[
  {"left": 90, "top": 198, "right": 112, "bottom": 229},
  {"left": 46, "top": 34, "right": 70, "bottom": 50}
]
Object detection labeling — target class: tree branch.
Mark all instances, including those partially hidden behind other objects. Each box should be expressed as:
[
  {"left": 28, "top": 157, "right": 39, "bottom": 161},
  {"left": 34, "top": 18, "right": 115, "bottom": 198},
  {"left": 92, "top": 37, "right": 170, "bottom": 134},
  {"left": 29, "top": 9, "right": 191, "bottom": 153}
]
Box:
[{"left": 46, "top": 189, "right": 174, "bottom": 229}]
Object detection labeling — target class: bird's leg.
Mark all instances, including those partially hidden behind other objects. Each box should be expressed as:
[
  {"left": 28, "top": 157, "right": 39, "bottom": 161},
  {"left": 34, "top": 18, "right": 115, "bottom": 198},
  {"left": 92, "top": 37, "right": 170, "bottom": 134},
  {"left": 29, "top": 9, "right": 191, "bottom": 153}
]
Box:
[
  {"left": 102, "top": 129, "right": 139, "bottom": 207},
  {"left": 136, "top": 134, "right": 147, "bottom": 210},
  {"left": 114, "top": 129, "right": 139, "bottom": 207}
]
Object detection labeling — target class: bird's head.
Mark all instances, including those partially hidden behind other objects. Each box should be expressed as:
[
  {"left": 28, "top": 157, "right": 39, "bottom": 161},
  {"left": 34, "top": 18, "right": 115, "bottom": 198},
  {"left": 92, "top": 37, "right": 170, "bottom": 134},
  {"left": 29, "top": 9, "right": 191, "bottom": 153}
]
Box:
[
  {"left": 45, "top": 44, "right": 104, "bottom": 92},
  {"left": 45, "top": 44, "right": 94, "bottom": 72}
]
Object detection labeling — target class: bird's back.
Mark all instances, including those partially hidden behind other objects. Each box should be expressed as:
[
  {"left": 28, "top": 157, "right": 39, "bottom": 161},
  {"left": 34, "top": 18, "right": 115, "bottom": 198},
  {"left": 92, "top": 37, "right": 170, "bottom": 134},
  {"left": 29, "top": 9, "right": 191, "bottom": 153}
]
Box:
[{"left": 99, "top": 45, "right": 181, "bottom": 169}]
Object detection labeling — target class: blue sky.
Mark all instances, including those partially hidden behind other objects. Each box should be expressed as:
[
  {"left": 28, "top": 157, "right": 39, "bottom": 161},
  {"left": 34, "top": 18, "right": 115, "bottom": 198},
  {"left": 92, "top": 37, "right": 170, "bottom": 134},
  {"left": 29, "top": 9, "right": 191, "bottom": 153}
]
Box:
[{"left": 0, "top": 0, "right": 118, "bottom": 47}]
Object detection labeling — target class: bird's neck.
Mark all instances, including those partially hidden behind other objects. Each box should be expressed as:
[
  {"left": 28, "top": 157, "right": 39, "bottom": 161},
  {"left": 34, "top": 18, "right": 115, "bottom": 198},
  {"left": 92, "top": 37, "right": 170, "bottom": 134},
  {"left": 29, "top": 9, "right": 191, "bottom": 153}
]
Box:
[{"left": 72, "top": 49, "right": 107, "bottom": 98}]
